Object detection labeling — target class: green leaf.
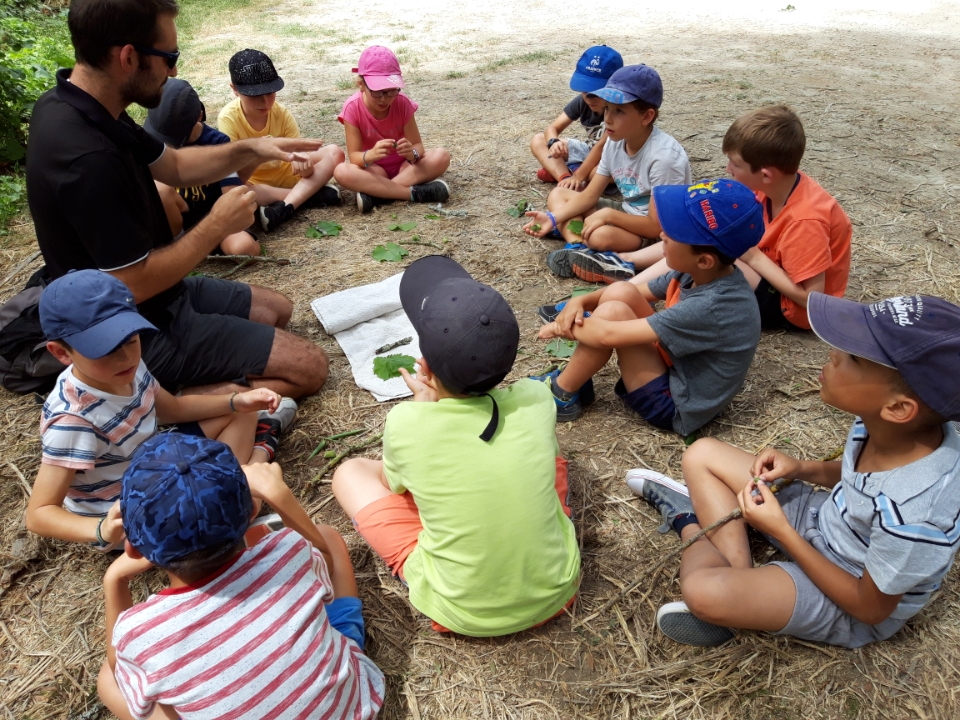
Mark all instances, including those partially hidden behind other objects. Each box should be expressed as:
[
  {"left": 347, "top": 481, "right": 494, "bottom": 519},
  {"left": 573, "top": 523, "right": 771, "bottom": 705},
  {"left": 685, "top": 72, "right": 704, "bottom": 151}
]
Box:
[
  {"left": 388, "top": 221, "right": 417, "bottom": 231},
  {"left": 372, "top": 354, "right": 417, "bottom": 380},
  {"left": 506, "top": 199, "right": 531, "bottom": 218},
  {"left": 372, "top": 242, "right": 410, "bottom": 262},
  {"left": 684, "top": 432, "right": 700, "bottom": 446},
  {"left": 531, "top": 224, "right": 541, "bottom": 232},
  {"left": 305, "top": 227, "right": 322, "bottom": 239},
  {"left": 546, "top": 339, "right": 577, "bottom": 358},
  {"left": 567, "top": 220, "right": 584, "bottom": 235},
  {"left": 571, "top": 286, "right": 596, "bottom": 297},
  {"left": 424, "top": 214, "right": 442, "bottom": 220}
]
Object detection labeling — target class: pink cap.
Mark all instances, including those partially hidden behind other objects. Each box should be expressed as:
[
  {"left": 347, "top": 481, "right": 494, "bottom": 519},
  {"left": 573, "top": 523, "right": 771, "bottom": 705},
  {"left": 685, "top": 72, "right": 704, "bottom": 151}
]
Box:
[{"left": 352, "top": 45, "right": 404, "bottom": 91}]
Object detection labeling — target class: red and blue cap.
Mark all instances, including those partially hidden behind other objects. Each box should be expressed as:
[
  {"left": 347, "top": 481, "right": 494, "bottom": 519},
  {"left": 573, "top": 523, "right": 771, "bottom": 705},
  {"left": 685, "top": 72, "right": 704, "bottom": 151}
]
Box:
[
  {"left": 39, "top": 270, "right": 156, "bottom": 359},
  {"left": 653, "top": 179, "right": 764, "bottom": 259},
  {"left": 808, "top": 293, "right": 960, "bottom": 421},
  {"left": 570, "top": 45, "right": 624, "bottom": 93},
  {"left": 592, "top": 64, "right": 663, "bottom": 108},
  {"left": 121, "top": 433, "right": 253, "bottom": 567}
]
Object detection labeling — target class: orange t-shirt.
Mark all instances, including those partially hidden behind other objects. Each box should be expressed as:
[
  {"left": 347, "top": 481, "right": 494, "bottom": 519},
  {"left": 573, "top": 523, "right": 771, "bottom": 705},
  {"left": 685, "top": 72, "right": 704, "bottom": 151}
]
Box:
[
  {"left": 756, "top": 172, "right": 852, "bottom": 329},
  {"left": 654, "top": 277, "right": 683, "bottom": 368}
]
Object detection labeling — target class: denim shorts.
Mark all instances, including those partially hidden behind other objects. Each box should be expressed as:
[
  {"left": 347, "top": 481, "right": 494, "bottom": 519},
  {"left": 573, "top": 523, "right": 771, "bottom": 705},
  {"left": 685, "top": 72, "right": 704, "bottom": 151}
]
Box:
[{"left": 615, "top": 373, "right": 675, "bottom": 431}]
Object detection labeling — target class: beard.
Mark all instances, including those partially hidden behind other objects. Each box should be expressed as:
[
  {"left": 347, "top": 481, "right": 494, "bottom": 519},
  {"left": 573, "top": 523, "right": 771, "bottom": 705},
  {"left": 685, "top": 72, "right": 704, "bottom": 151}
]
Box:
[{"left": 120, "top": 64, "right": 166, "bottom": 110}]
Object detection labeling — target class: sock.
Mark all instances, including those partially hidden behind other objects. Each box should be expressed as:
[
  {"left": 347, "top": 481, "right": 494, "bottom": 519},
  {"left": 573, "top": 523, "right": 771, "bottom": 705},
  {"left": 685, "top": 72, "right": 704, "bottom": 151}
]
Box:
[
  {"left": 550, "top": 375, "right": 576, "bottom": 401},
  {"left": 671, "top": 513, "right": 698, "bottom": 537},
  {"left": 254, "top": 418, "right": 281, "bottom": 461}
]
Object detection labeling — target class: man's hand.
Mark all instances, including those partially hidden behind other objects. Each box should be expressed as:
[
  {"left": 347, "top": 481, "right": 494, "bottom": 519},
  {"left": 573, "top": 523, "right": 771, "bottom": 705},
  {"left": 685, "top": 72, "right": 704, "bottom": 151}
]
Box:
[
  {"left": 232, "top": 388, "right": 281, "bottom": 414},
  {"left": 395, "top": 137, "right": 416, "bottom": 162},
  {"left": 291, "top": 156, "right": 315, "bottom": 178},
  {"left": 522, "top": 211, "right": 555, "bottom": 238},
  {"left": 582, "top": 208, "right": 614, "bottom": 241},
  {"left": 101, "top": 501, "right": 126, "bottom": 546},
  {"left": 399, "top": 364, "right": 439, "bottom": 402},
  {"left": 251, "top": 137, "right": 323, "bottom": 165},
  {"left": 548, "top": 138, "right": 569, "bottom": 160},
  {"left": 751, "top": 448, "right": 802, "bottom": 484},
  {"left": 738, "top": 479, "right": 791, "bottom": 540},
  {"left": 209, "top": 185, "right": 258, "bottom": 236}
]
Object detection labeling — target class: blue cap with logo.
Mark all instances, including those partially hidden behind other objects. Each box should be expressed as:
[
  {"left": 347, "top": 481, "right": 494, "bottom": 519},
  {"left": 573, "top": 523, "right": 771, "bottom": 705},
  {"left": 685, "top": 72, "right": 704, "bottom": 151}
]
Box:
[
  {"left": 569, "top": 45, "right": 624, "bottom": 93},
  {"left": 808, "top": 293, "right": 960, "bottom": 421},
  {"left": 592, "top": 64, "right": 663, "bottom": 107},
  {"left": 121, "top": 433, "right": 253, "bottom": 567},
  {"left": 39, "top": 270, "right": 156, "bottom": 359},
  {"left": 653, "top": 179, "right": 764, "bottom": 259}
]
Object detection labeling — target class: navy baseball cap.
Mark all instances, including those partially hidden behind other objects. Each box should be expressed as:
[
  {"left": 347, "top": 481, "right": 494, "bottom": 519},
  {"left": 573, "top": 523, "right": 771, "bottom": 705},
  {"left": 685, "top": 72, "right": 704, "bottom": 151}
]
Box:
[
  {"left": 653, "top": 179, "right": 764, "bottom": 259},
  {"left": 399, "top": 256, "right": 520, "bottom": 440},
  {"left": 229, "top": 49, "right": 284, "bottom": 96},
  {"left": 592, "top": 64, "right": 663, "bottom": 108},
  {"left": 39, "top": 270, "right": 156, "bottom": 359},
  {"left": 121, "top": 433, "right": 253, "bottom": 567},
  {"left": 570, "top": 45, "right": 624, "bottom": 93},
  {"left": 144, "top": 78, "right": 202, "bottom": 149},
  {"left": 808, "top": 293, "right": 960, "bottom": 421}
]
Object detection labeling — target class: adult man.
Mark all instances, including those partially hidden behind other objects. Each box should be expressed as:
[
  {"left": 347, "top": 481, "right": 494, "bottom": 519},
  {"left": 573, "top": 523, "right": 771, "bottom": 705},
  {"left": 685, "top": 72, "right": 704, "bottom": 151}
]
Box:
[{"left": 26, "top": 0, "right": 327, "bottom": 398}]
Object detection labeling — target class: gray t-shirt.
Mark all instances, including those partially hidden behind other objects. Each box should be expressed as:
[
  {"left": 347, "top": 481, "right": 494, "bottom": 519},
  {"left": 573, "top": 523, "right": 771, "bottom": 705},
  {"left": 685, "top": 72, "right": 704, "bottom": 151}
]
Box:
[
  {"left": 563, "top": 95, "right": 604, "bottom": 144},
  {"left": 815, "top": 419, "right": 960, "bottom": 620},
  {"left": 646, "top": 269, "right": 760, "bottom": 435},
  {"left": 596, "top": 126, "right": 692, "bottom": 216}
]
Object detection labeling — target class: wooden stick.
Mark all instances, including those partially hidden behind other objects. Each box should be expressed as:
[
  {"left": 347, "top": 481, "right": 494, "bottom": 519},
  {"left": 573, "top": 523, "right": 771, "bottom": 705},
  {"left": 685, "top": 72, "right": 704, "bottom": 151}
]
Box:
[
  {"left": 309, "top": 433, "right": 383, "bottom": 486},
  {"left": 0, "top": 250, "right": 41, "bottom": 290},
  {"left": 203, "top": 254, "right": 291, "bottom": 265},
  {"left": 375, "top": 337, "right": 412, "bottom": 355}
]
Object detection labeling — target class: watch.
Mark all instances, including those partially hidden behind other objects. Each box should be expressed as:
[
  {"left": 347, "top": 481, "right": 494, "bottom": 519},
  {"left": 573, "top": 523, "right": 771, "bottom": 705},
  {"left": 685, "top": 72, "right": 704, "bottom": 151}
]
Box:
[{"left": 547, "top": 138, "right": 560, "bottom": 149}]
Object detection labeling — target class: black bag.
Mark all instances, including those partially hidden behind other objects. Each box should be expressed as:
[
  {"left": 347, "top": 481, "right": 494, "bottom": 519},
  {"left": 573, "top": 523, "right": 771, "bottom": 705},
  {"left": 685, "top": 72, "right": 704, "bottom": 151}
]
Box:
[{"left": 0, "top": 267, "right": 63, "bottom": 394}]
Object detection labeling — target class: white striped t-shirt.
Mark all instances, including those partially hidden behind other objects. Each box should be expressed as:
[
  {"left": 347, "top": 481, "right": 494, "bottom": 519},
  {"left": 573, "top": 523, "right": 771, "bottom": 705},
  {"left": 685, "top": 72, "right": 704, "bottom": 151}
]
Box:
[
  {"left": 40, "top": 361, "right": 158, "bottom": 517},
  {"left": 112, "top": 528, "right": 385, "bottom": 720}
]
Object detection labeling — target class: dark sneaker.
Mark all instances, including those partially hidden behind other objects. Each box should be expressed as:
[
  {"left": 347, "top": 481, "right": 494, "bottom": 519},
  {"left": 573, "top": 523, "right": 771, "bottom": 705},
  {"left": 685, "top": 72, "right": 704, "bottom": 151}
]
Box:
[
  {"left": 625, "top": 469, "right": 694, "bottom": 534},
  {"left": 572, "top": 249, "right": 636, "bottom": 284},
  {"left": 300, "top": 184, "right": 341, "bottom": 209},
  {"left": 547, "top": 242, "right": 587, "bottom": 278},
  {"left": 259, "top": 201, "right": 294, "bottom": 232},
  {"left": 656, "top": 601, "right": 736, "bottom": 647},
  {"left": 537, "top": 300, "right": 568, "bottom": 324},
  {"left": 254, "top": 398, "right": 298, "bottom": 461},
  {"left": 357, "top": 192, "right": 377, "bottom": 214},
  {"left": 531, "top": 368, "right": 595, "bottom": 422},
  {"left": 410, "top": 179, "right": 450, "bottom": 204}
]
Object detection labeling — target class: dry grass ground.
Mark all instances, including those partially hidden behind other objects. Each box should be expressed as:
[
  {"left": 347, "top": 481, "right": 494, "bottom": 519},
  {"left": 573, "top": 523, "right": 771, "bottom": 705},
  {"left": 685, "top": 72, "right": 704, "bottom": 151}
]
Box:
[{"left": 2, "top": 0, "right": 960, "bottom": 717}]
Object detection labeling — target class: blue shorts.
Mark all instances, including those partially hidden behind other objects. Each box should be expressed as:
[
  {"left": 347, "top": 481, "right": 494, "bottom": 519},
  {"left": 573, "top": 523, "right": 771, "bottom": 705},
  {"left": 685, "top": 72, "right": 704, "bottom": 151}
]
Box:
[
  {"left": 615, "top": 374, "right": 675, "bottom": 431},
  {"left": 326, "top": 596, "right": 367, "bottom": 651}
]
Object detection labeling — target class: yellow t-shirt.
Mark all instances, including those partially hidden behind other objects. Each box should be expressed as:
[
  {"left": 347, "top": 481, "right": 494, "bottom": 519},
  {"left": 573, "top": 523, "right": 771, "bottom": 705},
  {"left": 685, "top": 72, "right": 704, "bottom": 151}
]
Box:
[{"left": 217, "top": 98, "right": 300, "bottom": 189}]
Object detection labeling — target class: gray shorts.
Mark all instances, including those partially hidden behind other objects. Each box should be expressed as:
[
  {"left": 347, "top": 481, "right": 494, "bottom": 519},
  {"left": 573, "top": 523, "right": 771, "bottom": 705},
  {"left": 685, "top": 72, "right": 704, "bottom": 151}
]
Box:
[
  {"left": 764, "top": 483, "right": 906, "bottom": 648},
  {"left": 567, "top": 138, "right": 592, "bottom": 165}
]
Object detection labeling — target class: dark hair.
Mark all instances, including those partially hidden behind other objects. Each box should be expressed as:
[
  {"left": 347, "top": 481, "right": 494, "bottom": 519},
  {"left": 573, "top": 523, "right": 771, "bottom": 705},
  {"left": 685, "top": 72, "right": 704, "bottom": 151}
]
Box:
[
  {"left": 722, "top": 105, "right": 805, "bottom": 174},
  {"left": 161, "top": 537, "right": 242, "bottom": 581},
  {"left": 690, "top": 244, "right": 735, "bottom": 267},
  {"left": 888, "top": 371, "right": 947, "bottom": 426},
  {"left": 68, "top": 0, "right": 179, "bottom": 70},
  {"left": 630, "top": 98, "right": 659, "bottom": 123}
]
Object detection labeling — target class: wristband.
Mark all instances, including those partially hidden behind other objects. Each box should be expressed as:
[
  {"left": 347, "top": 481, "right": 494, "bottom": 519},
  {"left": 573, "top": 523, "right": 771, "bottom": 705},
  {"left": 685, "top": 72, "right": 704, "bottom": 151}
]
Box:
[
  {"left": 547, "top": 138, "right": 560, "bottom": 149},
  {"left": 412, "top": 148, "right": 421, "bottom": 164},
  {"left": 95, "top": 516, "right": 108, "bottom": 547},
  {"left": 229, "top": 391, "right": 238, "bottom": 412},
  {"left": 558, "top": 173, "right": 573, "bottom": 182},
  {"left": 545, "top": 211, "right": 558, "bottom": 232},
  {"left": 362, "top": 151, "right": 370, "bottom": 168}
]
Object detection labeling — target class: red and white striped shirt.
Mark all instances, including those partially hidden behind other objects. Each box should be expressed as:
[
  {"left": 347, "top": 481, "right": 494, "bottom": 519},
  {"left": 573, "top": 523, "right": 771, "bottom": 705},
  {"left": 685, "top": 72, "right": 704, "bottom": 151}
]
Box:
[{"left": 113, "top": 529, "right": 384, "bottom": 719}]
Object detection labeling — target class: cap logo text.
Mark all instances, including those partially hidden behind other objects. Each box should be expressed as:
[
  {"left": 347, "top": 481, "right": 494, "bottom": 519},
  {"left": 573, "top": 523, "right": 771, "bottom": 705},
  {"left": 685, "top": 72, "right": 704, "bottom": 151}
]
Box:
[{"left": 700, "top": 199, "right": 718, "bottom": 230}]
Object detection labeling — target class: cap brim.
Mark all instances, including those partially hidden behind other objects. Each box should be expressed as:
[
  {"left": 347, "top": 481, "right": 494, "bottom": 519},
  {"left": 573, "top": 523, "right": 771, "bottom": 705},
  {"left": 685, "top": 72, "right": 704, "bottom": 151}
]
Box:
[
  {"left": 143, "top": 116, "right": 186, "bottom": 149},
  {"left": 65, "top": 312, "right": 158, "bottom": 360},
  {"left": 807, "top": 293, "right": 895, "bottom": 368},
  {"left": 569, "top": 71, "right": 609, "bottom": 93},
  {"left": 399, "top": 256, "right": 472, "bottom": 333},
  {"left": 652, "top": 185, "right": 701, "bottom": 245},
  {"left": 363, "top": 74, "right": 404, "bottom": 91},
  {"left": 235, "top": 77, "right": 285, "bottom": 96},
  {"left": 591, "top": 86, "right": 638, "bottom": 104}
]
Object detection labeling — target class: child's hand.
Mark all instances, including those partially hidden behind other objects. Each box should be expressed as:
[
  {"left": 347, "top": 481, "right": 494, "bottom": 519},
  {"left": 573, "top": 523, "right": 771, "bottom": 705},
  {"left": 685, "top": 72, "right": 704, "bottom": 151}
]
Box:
[
  {"left": 366, "top": 139, "right": 396, "bottom": 163},
  {"left": 243, "top": 461, "right": 287, "bottom": 503},
  {"left": 101, "top": 501, "right": 126, "bottom": 546},
  {"left": 538, "top": 321, "right": 562, "bottom": 340},
  {"left": 395, "top": 138, "right": 415, "bottom": 161},
  {"left": 104, "top": 550, "right": 153, "bottom": 586},
  {"left": 738, "top": 478, "right": 790, "bottom": 538},
  {"left": 399, "top": 363, "right": 439, "bottom": 402},
  {"left": 581, "top": 208, "right": 614, "bottom": 241},
  {"left": 558, "top": 174, "right": 586, "bottom": 191},
  {"left": 751, "top": 448, "right": 801, "bottom": 484},
  {"left": 232, "top": 388, "right": 281, "bottom": 414},
  {"left": 548, "top": 138, "right": 569, "bottom": 160},
  {"left": 554, "top": 298, "right": 587, "bottom": 334},
  {"left": 522, "top": 211, "right": 554, "bottom": 238}
]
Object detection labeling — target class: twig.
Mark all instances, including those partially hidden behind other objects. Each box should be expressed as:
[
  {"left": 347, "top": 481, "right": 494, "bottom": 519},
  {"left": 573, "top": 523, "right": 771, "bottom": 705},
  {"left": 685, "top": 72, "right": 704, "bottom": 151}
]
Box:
[
  {"left": 0, "top": 250, "right": 41, "bottom": 290},
  {"left": 204, "top": 254, "right": 291, "bottom": 264},
  {"left": 375, "top": 337, "right": 412, "bottom": 355},
  {"left": 428, "top": 203, "right": 468, "bottom": 218},
  {"left": 309, "top": 433, "right": 383, "bottom": 486},
  {"left": 305, "top": 429, "right": 369, "bottom": 460},
  {"left": 217, "top": 257, "right": 254, "bottom": 278},
  {"left": 399, "top": 239, "right": 444, "bottom": 250}
]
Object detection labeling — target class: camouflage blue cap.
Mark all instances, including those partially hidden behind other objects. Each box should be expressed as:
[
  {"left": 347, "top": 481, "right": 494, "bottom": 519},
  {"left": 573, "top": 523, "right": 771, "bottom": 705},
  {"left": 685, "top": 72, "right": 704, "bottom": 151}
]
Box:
[{"left": 121, "top": 433, "right": 252, "bottom": 567}]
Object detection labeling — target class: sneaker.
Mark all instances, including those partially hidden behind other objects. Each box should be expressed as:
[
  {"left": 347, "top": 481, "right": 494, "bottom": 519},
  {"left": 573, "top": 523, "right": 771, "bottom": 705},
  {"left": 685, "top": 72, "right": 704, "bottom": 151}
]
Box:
[
  {"left": 254, "top": 397, "right": 298, "bottom": 461},
  {"left": 536, "top": 167, "right": 555, "bottom": 183},
  {"left": 244, "top": 513, "right": 285, "bottom": 547},
  {"left": 537, "top": 300, "right": 567, "bottom": 324},
  {"left": 656, "top": 601, "right": 736, "bottom": 647},
  {"left": 625, "top": 469, "right": 694, "bottom": 534},
  {"left": 571, "top": 250, "right": 636, "bottom": 284},
  {"left": 300, "top": 184, "right": 341, "bottom": 209},
  {"left": 531, "top": 368, "right": 595, "bottom": 422},
  {"left": 547, "top": 242, "right": 587, "bottom": 278},
  {"left": 356, "top": 192, "right": 377, "bottom": 214},
  {"left": 259, "top": 201, "right": 294, "bottom": 232},
  {"left": 410, "top": 179, "right": 450, "bottom": 204}
]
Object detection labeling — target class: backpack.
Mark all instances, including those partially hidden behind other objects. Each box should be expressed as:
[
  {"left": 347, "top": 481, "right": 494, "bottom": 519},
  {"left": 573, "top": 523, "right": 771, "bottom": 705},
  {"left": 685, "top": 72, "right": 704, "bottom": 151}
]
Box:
[{"left": 0, "top": 267, "right": 62, "bottom": 394}]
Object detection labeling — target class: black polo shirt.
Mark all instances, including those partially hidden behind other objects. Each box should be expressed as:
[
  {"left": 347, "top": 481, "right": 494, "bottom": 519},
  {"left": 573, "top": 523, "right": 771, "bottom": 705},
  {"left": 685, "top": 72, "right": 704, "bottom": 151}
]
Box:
[{"left": 26, "top": 69, "right": 183, "bottom": 319}]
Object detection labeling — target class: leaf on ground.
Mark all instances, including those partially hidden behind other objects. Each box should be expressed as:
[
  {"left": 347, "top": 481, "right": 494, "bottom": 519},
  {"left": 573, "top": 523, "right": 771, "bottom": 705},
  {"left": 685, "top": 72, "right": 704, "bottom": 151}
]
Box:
[
  {"left": 372, "top": 242, "right": 410, "bottom": 262},
  {"left": 567, "top": 220, "right": 584, "bottom": 235},
  {"left": 571, "top": 286, "right": 596, "bottom": 297},
  {"left": 424, "top": 214, "right": 442, "bottom": 220},
  {"left": 506, "top": 199, "right": 531, "bottom": 218},
  {"left": 372, "top": 354, "right": 417, "bottom": 380},
  {"left": 306, "top": 220, "right": 342, "bottom": 238},
  {"left": 546, "top": 339, "right": 577, "bottom": 358},
  {"left": 388, "top": 221, "right": 418, "bottom": 231}
]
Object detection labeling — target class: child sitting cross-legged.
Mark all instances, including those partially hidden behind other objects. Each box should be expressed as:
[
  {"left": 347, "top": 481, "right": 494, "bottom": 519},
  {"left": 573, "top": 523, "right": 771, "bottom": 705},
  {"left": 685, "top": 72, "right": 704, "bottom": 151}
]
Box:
[
  {"left": 629, "top": 293, "right": 960, "bottom": 648},
  {"left": 218, "top": 49, "right": 344, "bottom": 232},
  {"left": 332, "top": 256, "right": 580, "bottom": 636},
  {"left": 25, "top": 270, "right": 296, "bottom": 552},
  {"left": 334, "top": 46, "right": 451, "bottom": 213},
  {"left": 96, "top": 433, "right": 384, "bottom": 720},
  {"left": 534, "top": 179, "right": 762, "bottom": 436}
]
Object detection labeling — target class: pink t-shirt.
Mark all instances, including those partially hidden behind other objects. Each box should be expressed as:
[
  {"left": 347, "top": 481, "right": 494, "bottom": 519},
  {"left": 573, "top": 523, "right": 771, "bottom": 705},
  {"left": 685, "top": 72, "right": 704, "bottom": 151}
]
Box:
[{"left": 338, "top": 92, "right": 418, "bottom": 172}]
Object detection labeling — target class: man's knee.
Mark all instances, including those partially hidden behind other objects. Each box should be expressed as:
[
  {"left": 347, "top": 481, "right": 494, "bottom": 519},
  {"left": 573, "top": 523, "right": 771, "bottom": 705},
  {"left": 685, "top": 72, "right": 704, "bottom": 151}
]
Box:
[
  {"left": 249, "top": 285, "right": 293, "bottom": 327},
  {"left": 266, "top": 330, "right": 328, "bottom": 396}
]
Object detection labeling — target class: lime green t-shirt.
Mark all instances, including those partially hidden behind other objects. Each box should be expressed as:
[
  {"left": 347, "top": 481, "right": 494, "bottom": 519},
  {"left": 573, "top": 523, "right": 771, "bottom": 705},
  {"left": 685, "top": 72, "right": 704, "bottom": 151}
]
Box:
[{"left": 382, "top": 379, "right": 581, "bottom": 636}]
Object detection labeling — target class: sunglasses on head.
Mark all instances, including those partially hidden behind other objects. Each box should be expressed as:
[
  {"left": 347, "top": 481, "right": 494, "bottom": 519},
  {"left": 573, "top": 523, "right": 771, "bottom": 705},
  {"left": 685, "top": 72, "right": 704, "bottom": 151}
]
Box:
[{"left": 132, "top": 44, "right": 181, "bottom": 69}]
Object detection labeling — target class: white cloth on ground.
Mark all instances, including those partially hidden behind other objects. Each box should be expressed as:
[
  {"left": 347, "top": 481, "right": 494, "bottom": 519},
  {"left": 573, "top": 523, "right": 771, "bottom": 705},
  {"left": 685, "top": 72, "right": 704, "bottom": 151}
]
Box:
[{"left": 311, "top": 273, "right": 419, "bottom": 401}]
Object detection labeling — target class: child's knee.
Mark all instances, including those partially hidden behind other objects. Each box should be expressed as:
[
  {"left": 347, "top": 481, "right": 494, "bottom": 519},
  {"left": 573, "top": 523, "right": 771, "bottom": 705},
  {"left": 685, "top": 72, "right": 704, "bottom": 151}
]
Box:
[
  {"left": 530, "top": 132, "right": 546, "bottom": 152},
  {"left": 221, "top": 231, "right": 260, "bottom": 256},
  {"left": 681, "top": 437, "right": 726, "bottom": 480},
  {"left": 598, "top": 281, "right": 640, "bottom": 305},
  {"left": 315, "top": 523, "right": 349, "bottom": 552},
  {"left": 318, "top": 144, "right": 345, "bottom": 164},
  {"left": 680, "top": 570, "right": 735, "bottom": 623},
  {"left": 592, "top": 299, "right": 636, "bottom": 321},
  {"left": 331, "top": 457, "right": 373, "bottom": 491},
  {"left": 332, "top": 162, "right": 355, "bottom": 185},
  {"left": 429, "top": 147, "right": 451, "bottom": 171},
  {"left": 587, "top": 226, "right": 638, "bottom": 252},
  {"left": 546, "top": 185, "right": 575, "bottom": 209}
]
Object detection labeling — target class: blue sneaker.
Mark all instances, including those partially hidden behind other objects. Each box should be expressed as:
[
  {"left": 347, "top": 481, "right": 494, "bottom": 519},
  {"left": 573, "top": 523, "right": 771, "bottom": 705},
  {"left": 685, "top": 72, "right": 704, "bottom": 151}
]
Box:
[
  {"left": 571, "top": 249, "right": 636, "bottom": 284},
  {"left": 531, "top": 368, "right": 595, "bottom": 422},
  {"left": 547, "top": 242, "right": 587, "bottom": 278},
  {"left": 626, "top": 469, "right": 694, "bottom": 534},
  {"left": 537, "top": 300, "right": 567, "bottom": 324}
]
